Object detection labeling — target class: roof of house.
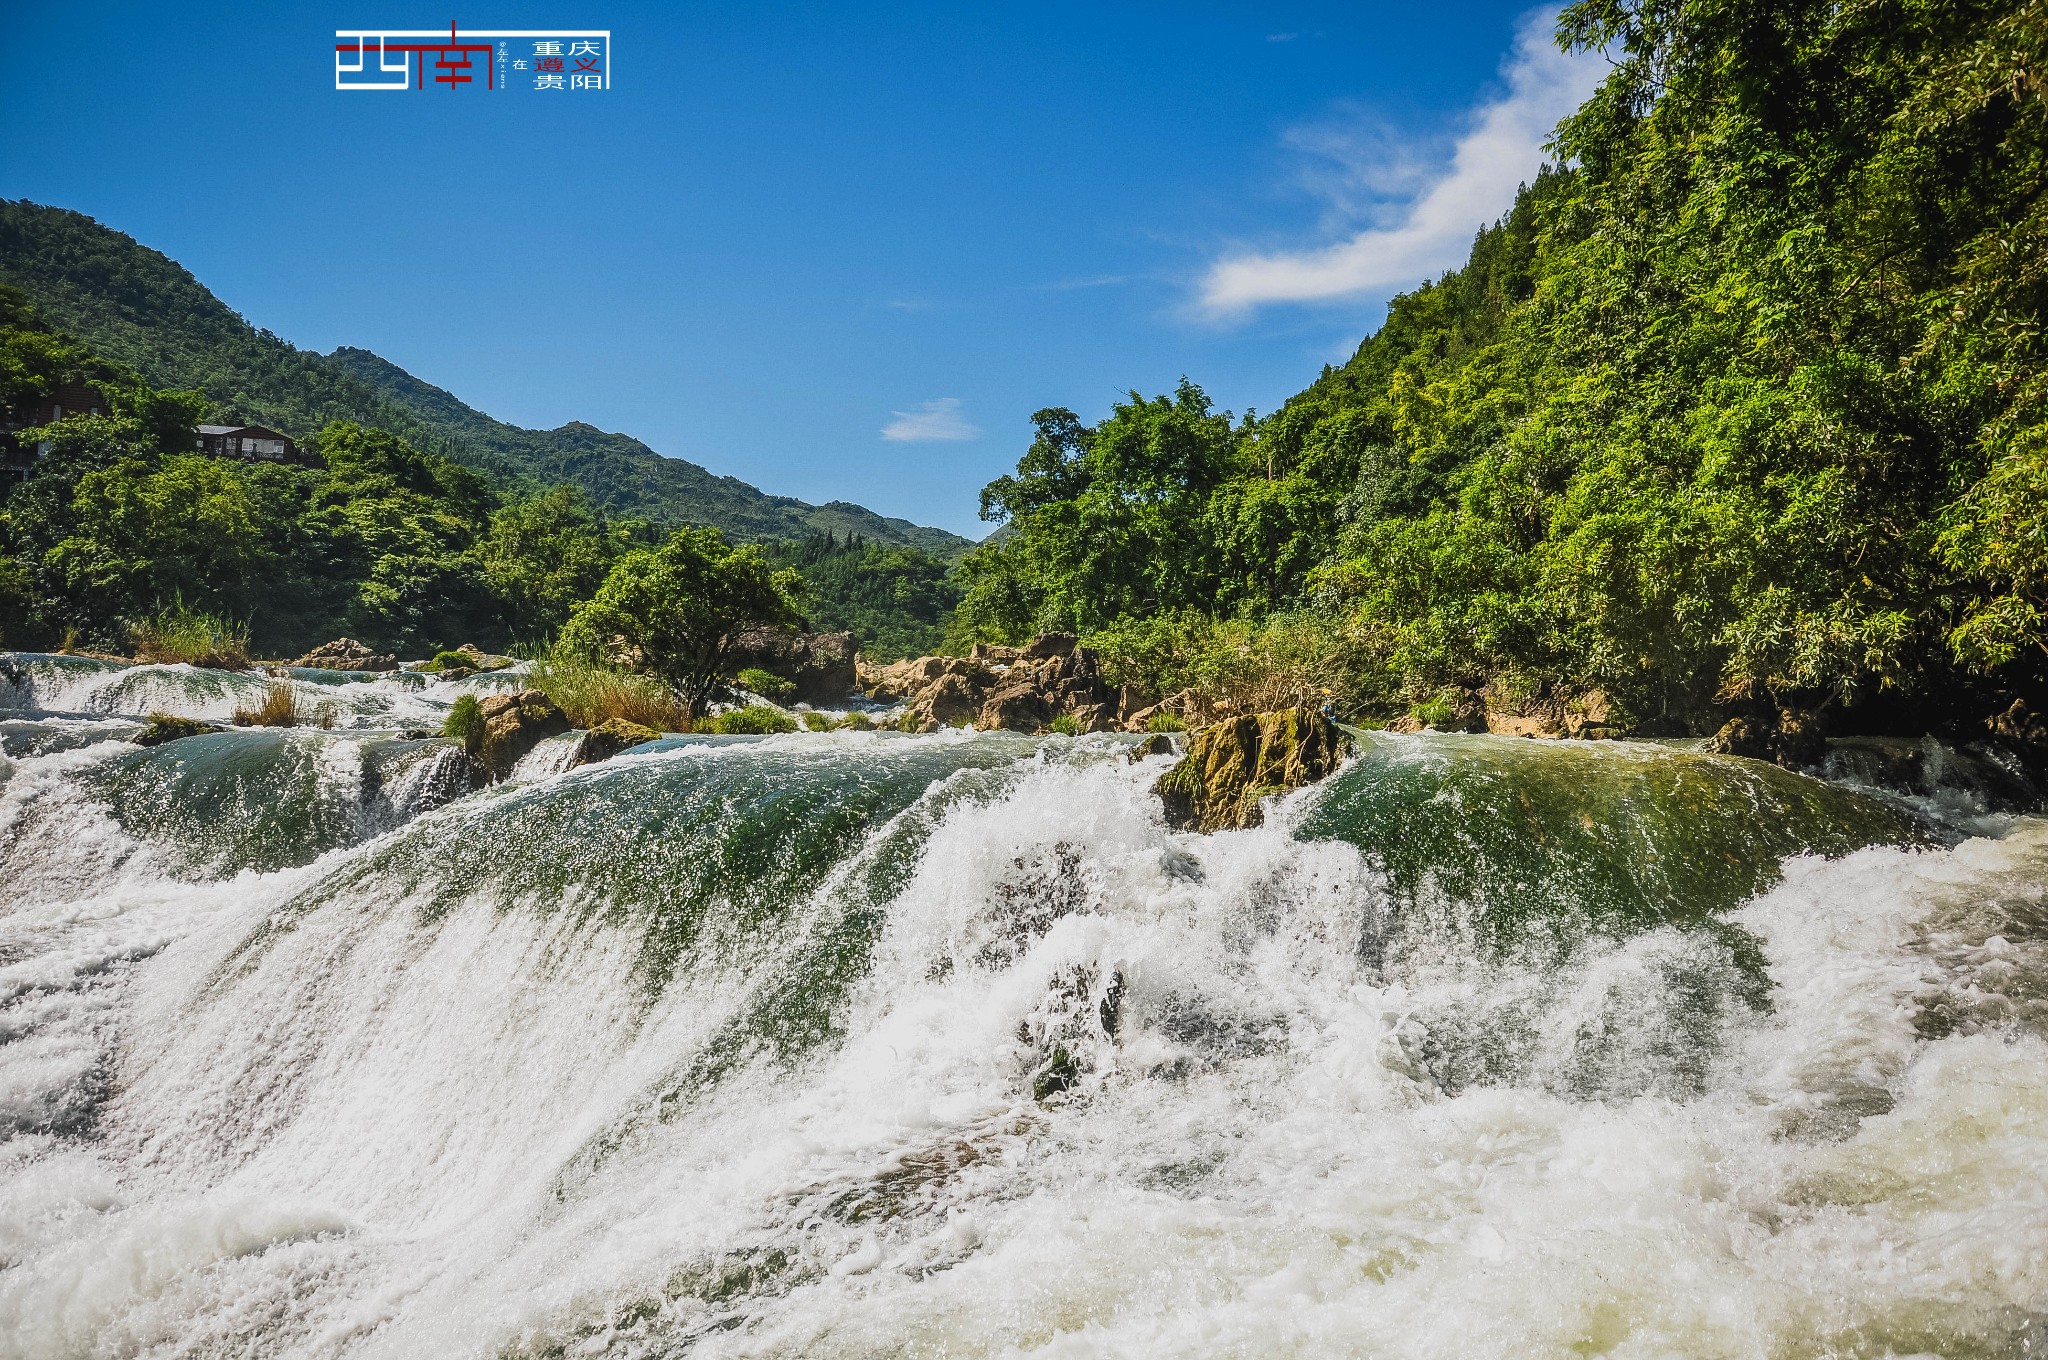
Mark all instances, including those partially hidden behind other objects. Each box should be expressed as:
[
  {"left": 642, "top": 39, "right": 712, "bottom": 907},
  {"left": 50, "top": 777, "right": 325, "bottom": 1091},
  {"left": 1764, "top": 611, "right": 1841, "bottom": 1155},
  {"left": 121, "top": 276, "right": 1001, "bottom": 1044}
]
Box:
[{"left": 197, "top": 424, "right": 292, "bottom": 439}]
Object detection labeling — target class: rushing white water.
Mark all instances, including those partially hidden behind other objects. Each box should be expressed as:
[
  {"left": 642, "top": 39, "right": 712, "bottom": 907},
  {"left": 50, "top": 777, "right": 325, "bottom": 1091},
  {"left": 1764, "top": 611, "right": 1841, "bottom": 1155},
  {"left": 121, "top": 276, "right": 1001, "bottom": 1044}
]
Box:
[{"left": 2, "top": 653, "right": 2046, "bottom": 1358}]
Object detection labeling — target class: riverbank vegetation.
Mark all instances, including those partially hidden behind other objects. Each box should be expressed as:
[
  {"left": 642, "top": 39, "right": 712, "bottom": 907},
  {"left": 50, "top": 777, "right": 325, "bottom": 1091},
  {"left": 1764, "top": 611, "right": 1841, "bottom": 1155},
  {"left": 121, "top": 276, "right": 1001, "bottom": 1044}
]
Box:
[
  {"left": 953, "top": 0, "right": 2048, "bottom": 734},
  {"left": 7, "top": 0, "right": 2045, "bottom": 742}
]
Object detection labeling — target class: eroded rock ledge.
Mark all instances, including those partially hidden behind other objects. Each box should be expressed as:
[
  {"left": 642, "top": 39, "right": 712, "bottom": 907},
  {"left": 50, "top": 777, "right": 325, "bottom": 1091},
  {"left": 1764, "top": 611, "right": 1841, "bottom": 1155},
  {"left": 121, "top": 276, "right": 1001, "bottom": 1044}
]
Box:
[
  {"left": 1152, "top": 707, "right": 1348, "bottom": 833},
  {"left": 857, "top": 634, "right": 1128, "bottom": 733}
]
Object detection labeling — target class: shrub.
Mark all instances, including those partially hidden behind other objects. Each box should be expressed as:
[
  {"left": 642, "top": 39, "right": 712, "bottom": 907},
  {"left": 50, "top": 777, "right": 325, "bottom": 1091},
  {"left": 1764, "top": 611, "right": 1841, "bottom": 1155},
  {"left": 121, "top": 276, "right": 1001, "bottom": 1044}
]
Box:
[
  {"left": 836, "top": 711, "right": 875, "bottom": 731},
  {"left": 1145, "top": 711, "right": 1185, "bottom": 733},
  {"left": 131, "top": 599, "right": 250, "bottom": 670},
  {"left": 443, "top": 693, "right": 486, "bottom": 752},
  {"left": 232, "top": 680, "right": 299, "bottom": 727},
  {"left": 527, "top": 648, "right": 690, "bottom": 731},
  {"left": 736, "top": 667, "right": 796, "bottom": 701},
  {"left": 1410, "top": 695, "right": 1456, "bottom": 729},
  {"left": 1048, "top": 713, "right": 1083, "bottom": 736},
  {"left": 1084, "top": 609, "right": 1387, "bottom": 719},
  {"left": 802, "top": 710, "right": 831, "bottom": 730},
  {"left": 422, "top": 649, "right": 476, "bottom": 673},
  {"left": 705, "top": 704, "right": 798, "bottom": 735}
]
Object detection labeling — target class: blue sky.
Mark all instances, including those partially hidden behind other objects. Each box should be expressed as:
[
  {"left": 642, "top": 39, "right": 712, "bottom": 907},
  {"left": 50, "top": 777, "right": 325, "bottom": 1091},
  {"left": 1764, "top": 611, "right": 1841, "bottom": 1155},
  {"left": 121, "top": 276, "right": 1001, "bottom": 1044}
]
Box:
[{"left": 0, "top": 3, "right": 1602, "bottom": 538}]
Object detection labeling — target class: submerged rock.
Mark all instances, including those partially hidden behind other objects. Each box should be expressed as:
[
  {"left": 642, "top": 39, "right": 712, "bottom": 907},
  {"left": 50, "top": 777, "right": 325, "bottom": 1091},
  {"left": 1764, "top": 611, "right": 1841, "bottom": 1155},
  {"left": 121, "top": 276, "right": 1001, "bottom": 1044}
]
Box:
[
  {"left": 475, "top": 689, "right": 570, "bottom": 779},
  {"left": 288, "top": 638, "right": 397, "bottom": 672},
  {"left": 1153, "top": 707, "right": 1348, "bottom": 832},
  {"left": 574, "top": 717, "right": 662, "bottom": 767},
  {"left": 133, "top": 713, "right": 225, "bottom": 747}
]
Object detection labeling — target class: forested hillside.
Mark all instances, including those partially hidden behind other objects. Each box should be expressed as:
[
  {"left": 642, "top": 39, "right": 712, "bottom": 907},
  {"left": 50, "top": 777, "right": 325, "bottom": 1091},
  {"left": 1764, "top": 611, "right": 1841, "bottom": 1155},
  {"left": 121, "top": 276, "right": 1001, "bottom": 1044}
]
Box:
[
  {"left": 957, "top": 0, "right": 2048, "bottom": 736},
  {"left": 0, "top": 288, "right": 962, "bottom": 660},
  {"left": 0, "top": 200, "right": 969, "bottom": 557}
]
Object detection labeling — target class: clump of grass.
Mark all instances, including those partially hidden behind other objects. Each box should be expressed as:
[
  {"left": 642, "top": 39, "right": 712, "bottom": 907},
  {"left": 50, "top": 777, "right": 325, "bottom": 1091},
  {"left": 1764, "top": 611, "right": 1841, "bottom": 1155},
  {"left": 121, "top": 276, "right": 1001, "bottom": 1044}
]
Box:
[
  {"left": 443, "top": 693, "right": 486, "bottom": 753},
  {"left": 735, "top": 667, "right": 796, "bottom": 701},
  {"left": 802, "top": 711, "right": 832, "bottom": 731},
  {"left": 528, "top": 648, "right": 690, "bottom": 731},
  {"left": 1048, "top": 713, "right": 1083, "bottom": 736},
  {"left": 1145, "top": 711, "right": 1186, "bottom": 733},
  {"left": 132, "top": 599, "right": 250, "bottom": 670},
  {"left": 232, "top": 680, "right": 299, "bottom": 727},
  {"left": 706, "top": 704, "right": 798, "bottom": 735}
]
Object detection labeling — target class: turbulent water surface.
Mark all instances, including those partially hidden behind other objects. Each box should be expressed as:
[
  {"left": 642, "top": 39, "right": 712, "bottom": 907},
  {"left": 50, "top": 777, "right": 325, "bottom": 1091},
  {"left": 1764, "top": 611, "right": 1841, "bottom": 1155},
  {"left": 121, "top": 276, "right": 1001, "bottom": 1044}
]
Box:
[{"left": 3, "top": 652, "right": 2046, "bottom": 1358}]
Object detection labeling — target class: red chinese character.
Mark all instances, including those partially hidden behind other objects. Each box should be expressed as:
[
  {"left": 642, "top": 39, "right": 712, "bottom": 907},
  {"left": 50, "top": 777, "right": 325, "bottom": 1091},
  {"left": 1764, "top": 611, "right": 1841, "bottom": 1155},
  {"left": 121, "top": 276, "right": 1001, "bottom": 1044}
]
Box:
[
  {"left": 536, "top": 56, "right": 564, "bottom": 72},
  {"left": 574, "top": 57, "right": 601, "bottom": 72}
]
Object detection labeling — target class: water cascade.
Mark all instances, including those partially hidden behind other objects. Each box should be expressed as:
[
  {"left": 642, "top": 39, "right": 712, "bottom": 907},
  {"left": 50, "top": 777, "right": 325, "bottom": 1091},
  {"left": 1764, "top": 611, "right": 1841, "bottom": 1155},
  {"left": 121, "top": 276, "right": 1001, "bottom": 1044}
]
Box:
[{"left": 3, "top": 651, "right": 2045, "bottom": 1358}]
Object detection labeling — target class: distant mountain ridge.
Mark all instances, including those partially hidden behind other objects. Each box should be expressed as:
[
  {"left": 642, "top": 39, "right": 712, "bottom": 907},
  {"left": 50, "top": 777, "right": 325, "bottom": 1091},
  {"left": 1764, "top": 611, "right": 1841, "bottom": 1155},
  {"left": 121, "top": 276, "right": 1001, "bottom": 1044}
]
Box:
[{"left": 0, "top": 200, "right": 971, "bottom": 557}]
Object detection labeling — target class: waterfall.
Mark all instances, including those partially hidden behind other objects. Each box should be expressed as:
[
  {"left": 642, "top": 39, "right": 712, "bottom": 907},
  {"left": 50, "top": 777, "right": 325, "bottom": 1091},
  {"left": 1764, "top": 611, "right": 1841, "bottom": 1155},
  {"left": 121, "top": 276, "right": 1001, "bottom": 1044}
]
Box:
[{"left": 4, "top": 652, "right": 2047, "bottom": 1358}]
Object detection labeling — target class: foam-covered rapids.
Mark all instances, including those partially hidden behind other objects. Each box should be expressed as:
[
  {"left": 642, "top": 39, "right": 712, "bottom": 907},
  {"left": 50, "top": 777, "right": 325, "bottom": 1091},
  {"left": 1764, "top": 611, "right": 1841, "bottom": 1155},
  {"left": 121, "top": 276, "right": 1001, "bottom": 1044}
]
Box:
[{"left": 1, "top": 686, "right": 2044, "bottom": 1358}]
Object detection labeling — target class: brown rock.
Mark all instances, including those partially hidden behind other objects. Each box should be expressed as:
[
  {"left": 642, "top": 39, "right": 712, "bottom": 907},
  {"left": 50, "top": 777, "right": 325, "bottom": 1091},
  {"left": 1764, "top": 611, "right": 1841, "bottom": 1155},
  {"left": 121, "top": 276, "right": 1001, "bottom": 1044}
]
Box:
[
  {"left": 288, "top": 637, "right": 396, "bottom": 672},
  {"left": 573, "top": 717, "right": 662, "bottom": 767},
  {"left": 474, "top": 689, "right": 571, "bottom": 779},
  {"left": 1021, "top": 633, "right": 1078, "bottom": 660},
  {"left": 1116, "top": 684, "right": 1154, "bottom": 726},
  {"left": 1124, "top": 688, "right": 1198, "bottom": 733},
  {"left": 908, "top": 671, "right": 988, "bottom": 728},
  {"left": 1988, "top": 698, "right": 2048, "bottom": 749},
  {"left": 981, "top": 682, "right": 1053, "bottom": 733},
  {"left": 1153, "top": 707, "right": 1348, "bottom": 832},
  {"left": 728, "top": 627, "right": 857, "bottom": 704},
  {"left": 1703, "top": 707, "right": 1827, "bottom": 769}
]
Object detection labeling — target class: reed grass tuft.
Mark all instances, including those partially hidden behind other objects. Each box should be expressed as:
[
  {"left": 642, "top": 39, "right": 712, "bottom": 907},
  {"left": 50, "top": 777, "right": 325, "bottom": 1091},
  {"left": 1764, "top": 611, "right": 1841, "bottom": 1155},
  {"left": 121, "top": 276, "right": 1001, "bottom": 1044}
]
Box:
[
  {"left": 527, "top": 647, "right": 690, "bottom": 732},
  {"left": 131, "top": 599, "right": 251, "bottom": 670}
]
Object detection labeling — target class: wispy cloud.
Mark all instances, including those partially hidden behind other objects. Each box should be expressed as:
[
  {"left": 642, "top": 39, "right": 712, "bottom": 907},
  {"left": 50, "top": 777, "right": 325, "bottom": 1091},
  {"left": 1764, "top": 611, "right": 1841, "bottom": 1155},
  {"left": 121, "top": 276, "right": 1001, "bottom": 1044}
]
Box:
[
  {"left": 1199, "top": 10, "right": 1603, "bottom": 316},
  {"left": 881, "top": 397, "right": 981, "bottom": 442},
  {"left": 1266, "top": 32, "right": 1298, "bottom": 43},
  {"left": 1036, "top": 274, "right": 1130, "bottom": 292}
]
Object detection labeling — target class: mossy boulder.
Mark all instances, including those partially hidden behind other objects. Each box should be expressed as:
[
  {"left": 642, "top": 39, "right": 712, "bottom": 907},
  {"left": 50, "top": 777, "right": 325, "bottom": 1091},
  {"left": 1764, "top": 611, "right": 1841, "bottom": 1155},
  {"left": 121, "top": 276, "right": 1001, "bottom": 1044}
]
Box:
[
  {"left": 474, "top": 689, "right": 571, "bottom": 778},
  {"left": 576, "top": 717, "right": 662, "bottom": 766},
  {"left": 133, "top": 713, "right": 225, "bottom": 747},
  {"left": 1153, "top": 707, "right": 1348, "bottom": 832}
]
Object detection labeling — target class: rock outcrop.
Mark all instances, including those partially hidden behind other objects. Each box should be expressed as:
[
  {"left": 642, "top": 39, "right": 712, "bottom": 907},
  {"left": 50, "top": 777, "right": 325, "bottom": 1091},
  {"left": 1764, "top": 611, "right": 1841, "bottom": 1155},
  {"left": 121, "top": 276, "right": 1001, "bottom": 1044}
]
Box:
[
  {"left": 418, "top": 643, "right": 514, "bottom": 679},
  {"left": 1382, "top": 683, "right": 1631, "bottom": 739},
  {"left": 573, "top": 717, "right": 662, "bottom": 767},
  {"left": 288, "top": 638, "right": 396, "bottom": 672},
  {"left": 474, "top": 689, "right": 570, "bottom": 778},
  {"left": 858, "top": 636, "right": 1120, "bottom": 733},
  {"left": 1703, "top": 707, "right": 1828, "bottom": 769},
  {"left": 133, "top": 714, "right": 224, "bottom": 746},
  {"left": 1153, "top": 707, "right": 1347, "bottom": 832},
  {"left": 726, "top": 628, "right": 858, "bottom": 704}
]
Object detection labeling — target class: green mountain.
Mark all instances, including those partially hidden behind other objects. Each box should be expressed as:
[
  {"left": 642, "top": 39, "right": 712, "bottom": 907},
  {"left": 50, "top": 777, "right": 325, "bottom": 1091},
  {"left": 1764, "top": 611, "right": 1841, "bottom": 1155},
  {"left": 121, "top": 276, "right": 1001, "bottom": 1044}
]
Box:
[{"left": 0, "top": 199, "right": 970, "bottom": 557}]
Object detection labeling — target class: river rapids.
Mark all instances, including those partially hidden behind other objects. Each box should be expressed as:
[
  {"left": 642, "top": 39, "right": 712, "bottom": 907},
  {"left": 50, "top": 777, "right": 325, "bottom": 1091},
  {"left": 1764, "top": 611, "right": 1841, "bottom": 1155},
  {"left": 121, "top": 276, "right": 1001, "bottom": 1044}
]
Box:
[{"left": 2, "top": 653, "right": 2046, "bottom": 1358}]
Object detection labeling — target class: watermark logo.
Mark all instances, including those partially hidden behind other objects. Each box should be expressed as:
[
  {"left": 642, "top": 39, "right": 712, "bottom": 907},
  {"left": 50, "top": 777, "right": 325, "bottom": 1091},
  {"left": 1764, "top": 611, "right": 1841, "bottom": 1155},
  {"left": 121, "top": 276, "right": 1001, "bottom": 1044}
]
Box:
[{"left": 335, "top": 24, "right": 609, "bottom": 92}]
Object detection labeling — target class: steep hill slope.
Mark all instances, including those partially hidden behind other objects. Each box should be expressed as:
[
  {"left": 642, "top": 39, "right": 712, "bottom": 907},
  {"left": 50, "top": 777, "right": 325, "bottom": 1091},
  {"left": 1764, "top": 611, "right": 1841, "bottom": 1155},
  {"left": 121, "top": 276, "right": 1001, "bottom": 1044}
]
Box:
[{"left": 0, "top": 199, "right": 970, "bottom": 556}]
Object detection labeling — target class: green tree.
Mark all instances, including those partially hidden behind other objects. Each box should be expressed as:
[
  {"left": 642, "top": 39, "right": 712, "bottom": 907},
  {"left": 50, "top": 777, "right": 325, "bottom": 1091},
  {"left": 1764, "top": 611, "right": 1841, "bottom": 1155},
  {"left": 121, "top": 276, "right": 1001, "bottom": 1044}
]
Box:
[
  {"left": 558, "top": 526, "right": 803, "bottom": 717},
  {"left": 480, "top": 485, "right": 623, "bottom": 641}
]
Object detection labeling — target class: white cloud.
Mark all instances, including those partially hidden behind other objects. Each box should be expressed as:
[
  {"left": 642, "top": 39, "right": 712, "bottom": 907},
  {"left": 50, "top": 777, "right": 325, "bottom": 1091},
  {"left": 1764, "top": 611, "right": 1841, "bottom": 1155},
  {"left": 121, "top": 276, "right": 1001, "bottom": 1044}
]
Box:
[
  {"left": 1199, "top": 10, "right": 1605, "bottom": 316},
  {"left": 881, "top": 397, "right": 981, "bottom": 442}
]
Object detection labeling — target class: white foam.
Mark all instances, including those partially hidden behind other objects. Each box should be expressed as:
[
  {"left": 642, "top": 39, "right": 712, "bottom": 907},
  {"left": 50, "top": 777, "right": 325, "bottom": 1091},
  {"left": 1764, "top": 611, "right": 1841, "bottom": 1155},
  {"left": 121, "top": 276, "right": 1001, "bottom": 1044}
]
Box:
[{"left": 1, "top": 734, "right": 2044, "bottom": 1357}]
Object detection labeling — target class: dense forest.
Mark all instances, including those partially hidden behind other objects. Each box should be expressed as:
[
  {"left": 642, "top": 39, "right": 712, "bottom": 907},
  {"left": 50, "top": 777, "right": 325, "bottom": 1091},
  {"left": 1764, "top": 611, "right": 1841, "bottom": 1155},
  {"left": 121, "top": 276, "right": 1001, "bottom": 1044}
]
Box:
[{"left": 955, "top": 0, "right": 2048, "bottom": 735}]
